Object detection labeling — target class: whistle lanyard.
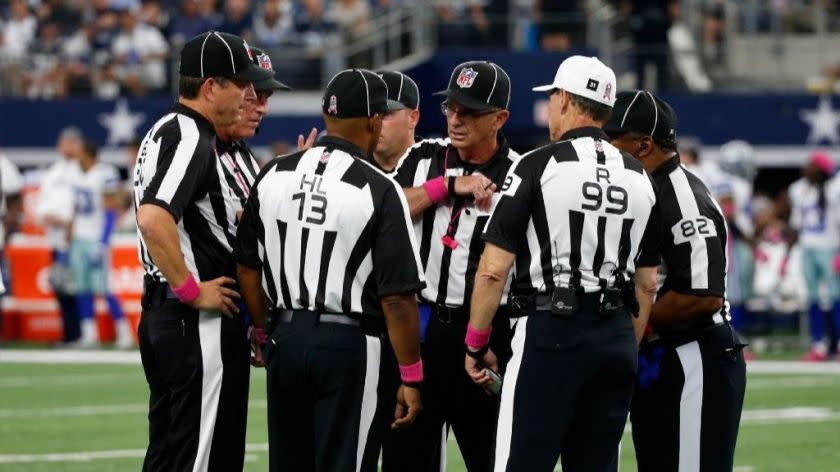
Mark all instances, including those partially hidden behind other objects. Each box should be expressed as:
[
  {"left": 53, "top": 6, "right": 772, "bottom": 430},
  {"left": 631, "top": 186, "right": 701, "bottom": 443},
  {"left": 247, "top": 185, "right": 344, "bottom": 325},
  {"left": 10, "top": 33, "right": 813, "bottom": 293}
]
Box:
[{"left": 441, "top": 147, "right": 465, "bottom": 250}]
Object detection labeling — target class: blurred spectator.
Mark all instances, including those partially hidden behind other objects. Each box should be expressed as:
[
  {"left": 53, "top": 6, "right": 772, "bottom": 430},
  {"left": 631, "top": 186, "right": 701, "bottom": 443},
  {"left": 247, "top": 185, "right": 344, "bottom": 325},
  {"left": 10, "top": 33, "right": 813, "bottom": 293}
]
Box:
[
  {"left": 701, "top": 2, "right": 726, "bottom": 67},
  {"left": 141, "top": 0, "right": 171, "bottom": 37},
  {"left": 752, "top": 196, "right": 807, "bottom": 322},
  {"left": 433, "top": 0, "right": 490, "bottom": 47},
  {"left": 667, "top": 1, "right": 712, "bottom": 91},
  {"left": 294, "top": 0, "right": 338, "bottom": 50},
  {"left": 111, "top": 8, "right": 168, "bottom": 95},
  {"left": 92, "top": 59, "right": 122, "bottom": 98},
  {"left": 533, "top": 0, "right": 584, "bottom": 52},
  {"left": 328, "top": 0, "right": 371, "bottom": 40},
  {"left": 0, "top": 152, "right": 23, "bottom": 330},
  {"left": 788, "top": 151, "right": 840, "bottom": 361},
  {"left": 218, "top": 0, "right": 253, "bottom": 39},
  {"left": 170, "top": 0, "right": 218, "bottom": 45},
  {"left": 22, "top": 21, "right": 68, "bottom": 99},
  {"left": 35, "top": 0, "right": 81, "bottom": 35},
  {"left": 197, "top": 0, "right": 223, "bottom": 27},
  {"left": 624, "top": 0, "right": 673, "bottom": 90},
  {"left": 62, "top": 21, "right": 98, "bottom": 95},
  {"left": 0, "top": 152, "right": 24, "bottom": 254},
  {"left": 88, "top": 0, "right": 121, "bottom": 50},
  {"left": 35, "top": 127, "right": 82, "bottom": 343},
  {"left": 252, "top": 0, "right": 293, "bottom": 47},
  {"left": 1, "top": 0, "right": 37, "bottom": 62}
]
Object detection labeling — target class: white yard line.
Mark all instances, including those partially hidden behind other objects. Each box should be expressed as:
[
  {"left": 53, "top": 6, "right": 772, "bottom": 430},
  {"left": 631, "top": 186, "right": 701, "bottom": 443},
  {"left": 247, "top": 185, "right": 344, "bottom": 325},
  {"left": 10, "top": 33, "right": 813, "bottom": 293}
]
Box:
[
  {"left": 747, "top": 376, "right": 840, "bottom": 390},
  {"left": 746, "top": 361, "right": 840, "bottom": 375},
  {"left": 0, "top": 400, "right": 268, "bottom": 419},
  {"left": 0, "top": 443, "right": 269, "bottom": 464},
  {"left": 0, "top": 349, "right": 141, "bottom": 365},
  {"left": 0, "top": 372, "right": 141, "bottom": 388}
]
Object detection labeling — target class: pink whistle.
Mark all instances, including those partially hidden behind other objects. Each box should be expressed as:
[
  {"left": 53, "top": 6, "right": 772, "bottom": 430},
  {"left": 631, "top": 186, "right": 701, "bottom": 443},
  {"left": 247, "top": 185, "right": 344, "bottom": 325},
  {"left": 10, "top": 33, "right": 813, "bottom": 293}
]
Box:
[{"left": 441, "top": 235, "right": 459, "bottom": 249}]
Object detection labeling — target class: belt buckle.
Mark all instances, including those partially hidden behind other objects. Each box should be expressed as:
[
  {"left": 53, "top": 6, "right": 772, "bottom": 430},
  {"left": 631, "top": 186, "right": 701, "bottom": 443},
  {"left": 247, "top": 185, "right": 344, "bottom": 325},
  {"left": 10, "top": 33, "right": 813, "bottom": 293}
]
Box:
[{"left": 436, "top": 305, "right": 454, "bottom": 324}]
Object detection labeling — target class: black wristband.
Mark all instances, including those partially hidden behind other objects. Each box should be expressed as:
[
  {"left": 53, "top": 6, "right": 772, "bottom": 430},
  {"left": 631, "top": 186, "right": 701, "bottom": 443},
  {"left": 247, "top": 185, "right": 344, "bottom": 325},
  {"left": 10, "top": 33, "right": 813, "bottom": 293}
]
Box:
[
  {"left": 465, "top": 344, "right": 489, "bottom": 359},
  {"left": 448, "top": 176, "right": 457, "bottom": 198}
]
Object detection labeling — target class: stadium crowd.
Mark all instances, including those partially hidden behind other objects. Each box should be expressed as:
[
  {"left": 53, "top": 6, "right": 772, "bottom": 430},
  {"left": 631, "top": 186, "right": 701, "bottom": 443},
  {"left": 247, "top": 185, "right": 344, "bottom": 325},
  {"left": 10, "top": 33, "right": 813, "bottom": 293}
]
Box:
[{"left": 8, "top": 0, "right": 838, "bottom": 97}]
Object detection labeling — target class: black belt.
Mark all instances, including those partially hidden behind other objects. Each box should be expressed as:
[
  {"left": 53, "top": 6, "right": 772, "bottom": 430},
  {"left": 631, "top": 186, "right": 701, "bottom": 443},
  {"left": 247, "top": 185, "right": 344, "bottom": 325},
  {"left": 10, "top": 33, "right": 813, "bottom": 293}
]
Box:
[
  {"left": 423, "top": 302, "right": 469, "bottom": 324},
  {"left": 648, "top": 315, "right": 727, "bottom": 346},
  {"left": 269, "top": 308, "right": 385, "bottom": 336}
]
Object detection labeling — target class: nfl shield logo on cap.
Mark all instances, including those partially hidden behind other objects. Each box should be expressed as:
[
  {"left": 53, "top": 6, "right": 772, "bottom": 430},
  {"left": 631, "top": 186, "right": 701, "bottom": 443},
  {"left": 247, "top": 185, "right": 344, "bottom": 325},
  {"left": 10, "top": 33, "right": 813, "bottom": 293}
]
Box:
[
  {"left": 456, "top": 68, "right": 478, "bottom": 88},
  {"left": 257, "top": 53, "right": 272, "bottom": 71}
]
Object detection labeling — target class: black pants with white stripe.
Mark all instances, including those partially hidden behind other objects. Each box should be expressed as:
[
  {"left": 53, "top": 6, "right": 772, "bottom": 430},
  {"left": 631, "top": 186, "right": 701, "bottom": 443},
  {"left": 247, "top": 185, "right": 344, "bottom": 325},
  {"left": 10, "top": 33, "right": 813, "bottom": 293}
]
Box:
[
  {"left": 493, "top": 296, "right": 637, "bottom": 472},
  {"left": 381, "top": 307, "right": 512, "bottom": 472},
  {"left": 264, "top": 312, "right": 384, "bottom": 472},
  {"left": 138, "top": 287, "right": 251, "bottom": 472},
  {"left": 631, "top": 323, "right": 747, "bottom": 472}
]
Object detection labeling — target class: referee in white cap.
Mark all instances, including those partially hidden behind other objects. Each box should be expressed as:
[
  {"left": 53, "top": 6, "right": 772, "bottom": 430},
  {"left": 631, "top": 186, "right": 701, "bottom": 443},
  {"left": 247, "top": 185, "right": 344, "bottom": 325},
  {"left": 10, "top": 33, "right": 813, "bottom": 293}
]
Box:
[{"left": 466, "top": 56, "right": 661, "bottom": 471}]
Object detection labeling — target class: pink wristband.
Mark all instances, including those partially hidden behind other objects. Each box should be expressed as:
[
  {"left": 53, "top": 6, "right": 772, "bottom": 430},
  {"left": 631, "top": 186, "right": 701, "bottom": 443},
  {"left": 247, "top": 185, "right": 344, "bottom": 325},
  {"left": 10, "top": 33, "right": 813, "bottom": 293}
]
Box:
[
  {"left": 172, "top": 274, "right": 200, "bottom": 304},
  {"left": 252, "top": 327, "right": 267, "bottom": 345},
  {"left": 465, "top": 323, "right": 492, "bottom": 350},
  {"left": 399, "top": 359, "right": 424, "bottom": 383},
  {"left": 422, "top": 176, "right": 448, "bottom": 203}
]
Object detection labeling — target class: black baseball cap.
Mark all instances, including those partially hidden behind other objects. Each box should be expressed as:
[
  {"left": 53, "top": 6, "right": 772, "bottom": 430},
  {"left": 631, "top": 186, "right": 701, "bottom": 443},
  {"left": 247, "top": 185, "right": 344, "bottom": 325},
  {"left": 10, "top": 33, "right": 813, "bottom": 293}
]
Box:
[
  {"left": 322, "top": 69, "right": 388, "bottom": 118},
  {"left": 603, "top": 90, "right": 677, "bottom": 141},
  {"left": 433, "top": 61, "right": 510, "bottom": 111},
  {"left": 250, "top": 46, "right": 291, "bottom": 91},
  {"left": 377, "top": 70, "right": 419, "bottom": 111},
  {"left": 179, "top": 31, "right": 273, "bottom": 82}
]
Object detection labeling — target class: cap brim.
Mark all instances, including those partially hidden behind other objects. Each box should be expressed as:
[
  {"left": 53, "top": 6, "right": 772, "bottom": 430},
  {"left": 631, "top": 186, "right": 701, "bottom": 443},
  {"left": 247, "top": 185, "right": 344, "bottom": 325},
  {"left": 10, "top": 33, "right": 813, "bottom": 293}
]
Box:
[
  {"left": 254, "top": 77, "right": 291, "bottom": 91},
  {"left": 433, "top": 88, "right": 496, "bottom": 111},
  {"left": 532, "top": 84, "right": 557, "bottom": 92},
  {"left": 227, "top": 64, "right": 274, "bottom": 82},
  {"left": 386, "top": 99, "right": 407, "bottom": 111}
]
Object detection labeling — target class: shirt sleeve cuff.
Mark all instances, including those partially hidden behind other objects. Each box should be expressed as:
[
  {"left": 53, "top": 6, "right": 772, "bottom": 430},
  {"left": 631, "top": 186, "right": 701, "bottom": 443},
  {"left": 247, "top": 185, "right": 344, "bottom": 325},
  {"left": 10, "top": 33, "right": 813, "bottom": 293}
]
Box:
[
  {"left": 138, "top": 198, "right": 180, "bottom": 222},
  {"left": 481, "top": 232, "right": 519, "bottom": 254},
  {"left": 378, "top": 281, "right": 426, "bottom": 299}
]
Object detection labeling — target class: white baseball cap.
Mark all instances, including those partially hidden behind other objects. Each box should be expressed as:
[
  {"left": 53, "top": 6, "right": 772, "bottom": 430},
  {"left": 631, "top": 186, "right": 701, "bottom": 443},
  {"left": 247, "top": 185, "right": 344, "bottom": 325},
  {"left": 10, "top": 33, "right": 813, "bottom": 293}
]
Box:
[{"left": 532, "top": 55, "right": 617, "bottom": 107}]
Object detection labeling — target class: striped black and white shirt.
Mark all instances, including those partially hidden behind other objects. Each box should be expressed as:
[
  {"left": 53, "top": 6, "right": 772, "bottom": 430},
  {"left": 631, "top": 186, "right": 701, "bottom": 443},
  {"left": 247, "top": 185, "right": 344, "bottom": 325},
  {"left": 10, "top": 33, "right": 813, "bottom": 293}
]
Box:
[
  {"left": 651, "top": 154, "right": 729, "bottom": 319},
  {"left": 234, "top": 136, "right": 425, "bottom": 318},
  {"left": 133, "top": 103, "right": 258, "bottom": 282},
  {"left": 484, "top": 127, "right": 660, "bottom": 295},
  {"left": 391, "top": 133, "right": 519, "bottom": 307}
]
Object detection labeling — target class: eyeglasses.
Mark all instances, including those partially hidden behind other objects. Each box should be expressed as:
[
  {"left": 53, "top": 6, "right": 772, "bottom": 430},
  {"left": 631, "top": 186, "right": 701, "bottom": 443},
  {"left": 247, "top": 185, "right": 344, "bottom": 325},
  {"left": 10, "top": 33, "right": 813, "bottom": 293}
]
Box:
[{"left": 440, "top": 102, "right": 498, "bottom": 119}]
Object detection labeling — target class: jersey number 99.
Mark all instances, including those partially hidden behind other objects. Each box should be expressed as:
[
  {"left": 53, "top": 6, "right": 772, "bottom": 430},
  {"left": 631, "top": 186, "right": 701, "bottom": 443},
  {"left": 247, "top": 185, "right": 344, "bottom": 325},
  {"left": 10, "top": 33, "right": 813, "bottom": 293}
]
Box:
[{"left": 581, "top": 182, "right": 628, "bottom": 215}]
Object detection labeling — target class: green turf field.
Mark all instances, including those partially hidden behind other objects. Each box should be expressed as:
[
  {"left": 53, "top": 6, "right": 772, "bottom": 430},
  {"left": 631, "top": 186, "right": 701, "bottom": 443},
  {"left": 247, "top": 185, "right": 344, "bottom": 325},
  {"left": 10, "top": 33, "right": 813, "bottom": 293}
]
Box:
[{"left": 0, "top": 352, "right": 838, "bottom": 472}]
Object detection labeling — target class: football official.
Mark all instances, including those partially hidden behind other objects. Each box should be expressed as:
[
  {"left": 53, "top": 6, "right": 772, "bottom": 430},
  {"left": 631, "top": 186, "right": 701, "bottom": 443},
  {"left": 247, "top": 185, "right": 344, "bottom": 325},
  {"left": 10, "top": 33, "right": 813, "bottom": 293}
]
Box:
[
  {"left": 206, "top": 45, "right": 290, "bottom": 449},
  {"left": 134, "top": 31, "right": 272, "bottom": 471},
  {"left": 468, "top": 56, "right": 660, "bottom": 471},
  {"left": 605, "top": 90, "right": 747, "bottom": 472},
  {"left": 234, "top": 69, "right": 425, "bottom": 472},
  {"left": 385, "top": 61, "right": 518, "bottom": 472},
  {"left": 373, "top": 70, "right": 420, "bottom": 173}
]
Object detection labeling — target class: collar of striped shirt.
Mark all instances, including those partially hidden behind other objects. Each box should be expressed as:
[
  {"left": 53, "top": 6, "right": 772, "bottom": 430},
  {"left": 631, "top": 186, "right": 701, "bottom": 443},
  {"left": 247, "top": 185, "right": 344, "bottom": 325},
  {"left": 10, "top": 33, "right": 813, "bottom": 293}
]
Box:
[
  {"left": 172, "top": 103, "right": 215, "bottom": 134},
  {"left": 216, "top": 138, "right": 246, "bottom": 155},
  {"left": 447, "top": 131, "right": 512, "bottom": 171},
  {"left": 315, "top": 135, "right": 368, "bottom": 159},
  {"left": 558, "top": 126, "right": 610, "bottom": 142},
  {"left": 651, "top": 153, "right": 682, "bottom": 180}
]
